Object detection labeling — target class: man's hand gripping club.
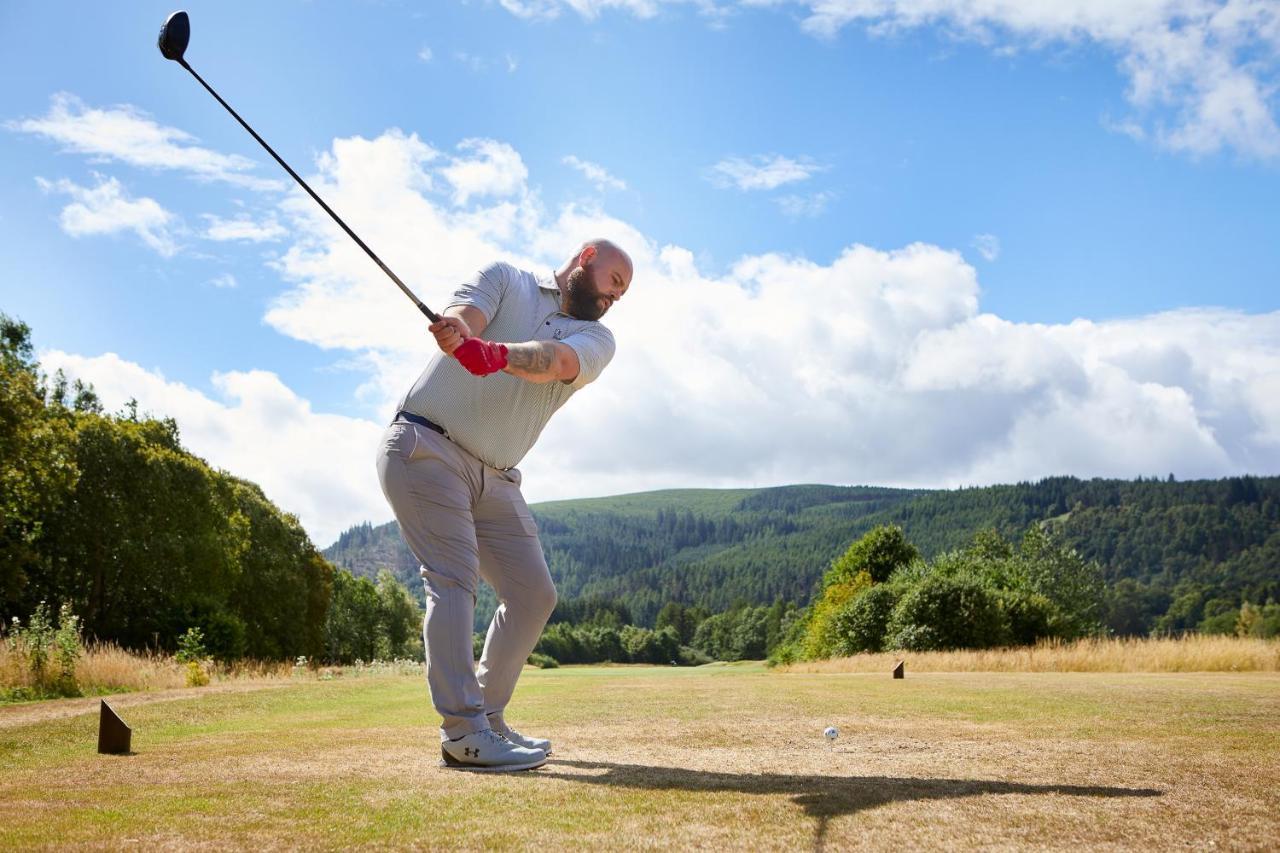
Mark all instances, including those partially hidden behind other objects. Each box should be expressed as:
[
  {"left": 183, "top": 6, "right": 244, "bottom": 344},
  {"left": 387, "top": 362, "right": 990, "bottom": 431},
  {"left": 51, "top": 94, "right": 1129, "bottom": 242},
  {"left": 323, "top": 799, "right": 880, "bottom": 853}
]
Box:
[{"left": 429, "top": 315, "right": 508, "bottom": 376}]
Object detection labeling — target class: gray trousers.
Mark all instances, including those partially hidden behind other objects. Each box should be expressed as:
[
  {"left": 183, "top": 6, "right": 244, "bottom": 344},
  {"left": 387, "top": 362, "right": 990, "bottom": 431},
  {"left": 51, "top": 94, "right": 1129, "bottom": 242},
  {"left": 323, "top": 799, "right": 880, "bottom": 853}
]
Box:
[{"left": 375, "top": 420, "right": 557, "bottom": 739}]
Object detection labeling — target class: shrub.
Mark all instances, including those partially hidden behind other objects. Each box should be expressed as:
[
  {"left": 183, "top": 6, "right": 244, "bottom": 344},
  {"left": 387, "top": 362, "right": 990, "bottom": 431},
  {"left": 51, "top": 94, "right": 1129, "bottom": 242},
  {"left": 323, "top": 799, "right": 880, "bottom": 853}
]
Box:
[
  {"left": 830, "top": 585, "right": 899, "bottom": 655},
  {"left": 1235, "top": 601, "right": 1280, "bottom": 639},
  {"left": 52, "top": 603, "right": 82, "bottom": 694},
  {"left": 996, "top": 589, "right": 1056, "bottom": 646},
  {"left": 184, "top": 660, "right": 210, "bottom": 687},
  {"left": 21, "top": 601, "right": 55, "bottom": 683},
  {"left": 800, "top": 571, "right": 872, "bottom": 660},
  {"left": 887, "top": 574, "right": 1009, "bottom": 651},
  {"left": 527, "top": 653, "right": 559, "bottom": 669},
  {"left": 175, "top": 627, "right": 207, "bottom": 664},
  {"left": 678, "top": 644, "right": 714, "bottom": 666}
]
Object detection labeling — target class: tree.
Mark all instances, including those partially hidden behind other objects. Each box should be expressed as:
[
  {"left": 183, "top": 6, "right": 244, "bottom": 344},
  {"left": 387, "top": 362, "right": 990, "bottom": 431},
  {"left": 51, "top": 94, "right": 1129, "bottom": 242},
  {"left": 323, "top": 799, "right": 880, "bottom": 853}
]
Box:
[
  {"left": 825, "top": 524, "right": 919, "bottom": 586},
  {"left": 376, "top": 568, "right": 421, "bottom": 659},
  {"left": 324, "top": 570, "right": 382, "bottom": 663},
  {"left": 0, "top": 314, "right": 77, "bottom": 616}
]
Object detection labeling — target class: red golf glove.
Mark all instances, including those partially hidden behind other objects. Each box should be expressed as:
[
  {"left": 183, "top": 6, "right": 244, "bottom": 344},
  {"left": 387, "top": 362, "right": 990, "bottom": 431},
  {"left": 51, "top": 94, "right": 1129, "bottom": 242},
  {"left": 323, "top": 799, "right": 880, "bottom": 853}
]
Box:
[{"left": 454, "top": 338, "right": 509, "bottom": 376}]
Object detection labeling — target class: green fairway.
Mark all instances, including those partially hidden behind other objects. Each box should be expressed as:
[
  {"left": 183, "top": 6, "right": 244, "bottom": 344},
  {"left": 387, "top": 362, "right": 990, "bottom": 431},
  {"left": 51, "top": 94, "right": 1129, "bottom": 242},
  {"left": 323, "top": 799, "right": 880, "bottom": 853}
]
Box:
[{"left": 2, "top": 665, "right": 1278, "bottom": 849}]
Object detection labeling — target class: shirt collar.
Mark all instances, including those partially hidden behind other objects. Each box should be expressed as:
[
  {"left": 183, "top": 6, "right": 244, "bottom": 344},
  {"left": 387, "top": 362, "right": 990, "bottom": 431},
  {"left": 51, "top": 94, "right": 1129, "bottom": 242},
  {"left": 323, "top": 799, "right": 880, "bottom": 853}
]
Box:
[{"left": 536, "top": 271, "right": 560, "bottom": 293}]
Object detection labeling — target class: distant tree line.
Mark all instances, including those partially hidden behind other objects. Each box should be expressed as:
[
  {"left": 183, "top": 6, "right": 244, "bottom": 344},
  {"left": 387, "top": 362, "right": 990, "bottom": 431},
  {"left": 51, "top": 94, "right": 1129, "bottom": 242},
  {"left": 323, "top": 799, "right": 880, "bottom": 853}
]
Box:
[
  {"left": 1, "top": 314, "right": 419, "bottom": 663},
  {"left": 329, "top": 476, "right": 1279, "bottom": 640}
]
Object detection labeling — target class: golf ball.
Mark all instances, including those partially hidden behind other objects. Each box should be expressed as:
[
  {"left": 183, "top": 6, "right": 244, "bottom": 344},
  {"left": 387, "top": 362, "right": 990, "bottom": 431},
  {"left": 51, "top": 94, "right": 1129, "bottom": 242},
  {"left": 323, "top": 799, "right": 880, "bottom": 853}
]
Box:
[{"left": 824, "top": 726, "right": 838, "bottom": 740}]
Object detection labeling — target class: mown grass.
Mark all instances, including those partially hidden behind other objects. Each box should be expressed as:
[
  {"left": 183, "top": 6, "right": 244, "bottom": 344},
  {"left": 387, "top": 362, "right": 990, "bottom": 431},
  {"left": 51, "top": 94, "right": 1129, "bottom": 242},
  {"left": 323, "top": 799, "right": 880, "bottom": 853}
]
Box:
[{"left": 2, "top": 663, "right": 1278, "bottom": 850}]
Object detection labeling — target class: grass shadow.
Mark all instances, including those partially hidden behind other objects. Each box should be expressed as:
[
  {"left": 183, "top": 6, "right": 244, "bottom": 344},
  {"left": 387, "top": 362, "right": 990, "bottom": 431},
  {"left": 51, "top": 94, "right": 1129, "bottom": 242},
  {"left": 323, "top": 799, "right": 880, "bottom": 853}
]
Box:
[{"left": 536, "top": 759, "right": 1162, "bottom": 849}]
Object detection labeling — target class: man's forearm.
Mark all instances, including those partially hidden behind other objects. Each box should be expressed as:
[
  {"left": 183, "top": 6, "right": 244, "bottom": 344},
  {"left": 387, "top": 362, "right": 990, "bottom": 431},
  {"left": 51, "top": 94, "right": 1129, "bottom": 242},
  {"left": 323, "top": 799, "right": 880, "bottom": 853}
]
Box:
[{"left": 503, "top": 342, "right": 562, "bottom": 383}]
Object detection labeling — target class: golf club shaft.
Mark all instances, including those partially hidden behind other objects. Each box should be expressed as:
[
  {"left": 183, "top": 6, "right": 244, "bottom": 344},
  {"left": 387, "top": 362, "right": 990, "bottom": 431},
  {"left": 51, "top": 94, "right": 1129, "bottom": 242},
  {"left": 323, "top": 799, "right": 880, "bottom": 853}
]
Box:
[{"left": 177, "top": 58, "right": 439, "bottom": 322}]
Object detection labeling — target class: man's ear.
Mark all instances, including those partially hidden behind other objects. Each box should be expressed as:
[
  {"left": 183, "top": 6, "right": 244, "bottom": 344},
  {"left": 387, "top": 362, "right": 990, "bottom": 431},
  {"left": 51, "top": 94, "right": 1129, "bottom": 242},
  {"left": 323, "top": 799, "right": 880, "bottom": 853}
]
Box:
[{"left": 579, "top": 245, "right": 598, "bottom": 266}]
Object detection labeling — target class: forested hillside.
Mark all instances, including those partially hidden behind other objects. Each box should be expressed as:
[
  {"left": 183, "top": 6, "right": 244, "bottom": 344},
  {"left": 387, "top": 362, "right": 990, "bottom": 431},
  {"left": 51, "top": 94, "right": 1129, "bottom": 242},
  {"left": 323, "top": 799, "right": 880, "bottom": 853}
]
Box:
[{"left": 327, "top": 477, "right": 1279, "bottom": 635}]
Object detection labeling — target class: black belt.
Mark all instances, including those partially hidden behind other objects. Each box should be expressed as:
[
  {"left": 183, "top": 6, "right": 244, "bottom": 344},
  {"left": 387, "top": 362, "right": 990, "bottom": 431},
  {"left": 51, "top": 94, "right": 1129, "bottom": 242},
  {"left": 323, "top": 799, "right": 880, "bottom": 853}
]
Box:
[{"left": 394, "top": 410, "right": 446, "bottom": 436}]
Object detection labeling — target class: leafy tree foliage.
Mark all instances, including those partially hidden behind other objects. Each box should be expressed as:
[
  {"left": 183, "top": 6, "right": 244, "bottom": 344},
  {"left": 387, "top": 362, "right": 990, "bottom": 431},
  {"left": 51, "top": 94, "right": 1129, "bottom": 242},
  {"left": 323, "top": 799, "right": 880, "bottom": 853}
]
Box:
[
  {"left": 886, "top": 574, "right": 1009, "bottom": 651},
  {"left": 828, "top": 585, "right": 899, "bottom": 655},
  {"left": 0, "top": 313, "right": 418, "bottom": 663}
]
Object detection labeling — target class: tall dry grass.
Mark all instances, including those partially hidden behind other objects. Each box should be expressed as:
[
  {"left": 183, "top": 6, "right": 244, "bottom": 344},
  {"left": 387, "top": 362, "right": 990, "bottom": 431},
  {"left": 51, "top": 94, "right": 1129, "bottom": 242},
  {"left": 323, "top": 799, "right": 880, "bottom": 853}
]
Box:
[
  {"left": 1, "top": 638, "right": 298, "bottom": 697},
  {"left": 780, "top": 635, "right": 1280, "bottom": 674}
]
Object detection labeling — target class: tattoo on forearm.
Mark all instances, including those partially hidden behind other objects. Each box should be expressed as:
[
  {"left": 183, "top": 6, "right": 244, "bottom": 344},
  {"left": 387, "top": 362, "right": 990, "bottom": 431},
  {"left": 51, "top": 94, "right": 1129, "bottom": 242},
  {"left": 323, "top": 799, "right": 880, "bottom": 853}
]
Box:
[{"left": 506, "top": 343, "right": 556, "bottom": 376}]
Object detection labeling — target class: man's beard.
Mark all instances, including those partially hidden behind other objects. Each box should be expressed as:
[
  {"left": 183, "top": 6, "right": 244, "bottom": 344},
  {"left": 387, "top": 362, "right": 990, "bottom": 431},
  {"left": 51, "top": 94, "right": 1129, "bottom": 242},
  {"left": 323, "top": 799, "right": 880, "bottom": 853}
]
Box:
[{"left": 563, "top": 266, "right": 606, "bottom": 321}]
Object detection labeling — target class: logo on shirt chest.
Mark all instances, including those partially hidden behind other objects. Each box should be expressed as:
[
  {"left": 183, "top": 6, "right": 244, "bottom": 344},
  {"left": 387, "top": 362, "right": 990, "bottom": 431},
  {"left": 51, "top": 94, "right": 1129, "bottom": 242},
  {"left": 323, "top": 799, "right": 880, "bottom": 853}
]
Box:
[{"left": 552, "top": 328, "right": 566, "bottom": 340}]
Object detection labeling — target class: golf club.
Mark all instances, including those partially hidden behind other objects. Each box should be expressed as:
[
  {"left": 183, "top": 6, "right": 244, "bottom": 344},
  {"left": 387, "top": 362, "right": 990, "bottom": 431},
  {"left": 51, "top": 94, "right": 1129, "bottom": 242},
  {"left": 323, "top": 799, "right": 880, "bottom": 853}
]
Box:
[{"left": 157, "top": 10, "right": 439, "bottom": 322}]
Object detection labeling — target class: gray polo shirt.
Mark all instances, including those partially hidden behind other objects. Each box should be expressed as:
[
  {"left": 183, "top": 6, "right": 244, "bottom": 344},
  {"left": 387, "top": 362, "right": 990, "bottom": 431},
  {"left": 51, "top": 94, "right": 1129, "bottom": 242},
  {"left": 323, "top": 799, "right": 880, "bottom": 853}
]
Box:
[{"left": 396, "top": 261, "right": 616, "bottom": 470}]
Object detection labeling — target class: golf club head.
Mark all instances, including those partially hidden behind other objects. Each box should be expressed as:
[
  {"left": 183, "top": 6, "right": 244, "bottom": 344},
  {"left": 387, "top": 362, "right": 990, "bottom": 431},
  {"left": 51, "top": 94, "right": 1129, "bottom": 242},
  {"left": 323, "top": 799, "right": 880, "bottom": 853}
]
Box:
[{"left": 158, "top": 11, "right": 190, "bottom": 62}]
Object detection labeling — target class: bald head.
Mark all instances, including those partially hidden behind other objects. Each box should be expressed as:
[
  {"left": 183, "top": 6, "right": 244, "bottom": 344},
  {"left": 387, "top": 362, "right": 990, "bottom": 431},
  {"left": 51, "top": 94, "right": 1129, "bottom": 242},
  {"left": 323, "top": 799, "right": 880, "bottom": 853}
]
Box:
[{"left": 556, "top": 238, "right": 633, "bottom": 321}]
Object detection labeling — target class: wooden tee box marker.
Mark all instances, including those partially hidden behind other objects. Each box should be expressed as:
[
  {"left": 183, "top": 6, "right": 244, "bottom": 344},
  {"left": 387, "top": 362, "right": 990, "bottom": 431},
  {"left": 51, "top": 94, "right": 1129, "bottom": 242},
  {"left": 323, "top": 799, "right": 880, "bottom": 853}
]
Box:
[
  {"left": 893, "top": 660, "right": 905, "bottom": 679},
  {"left": 98, "top": 700, "right": 132, "bottom": 755}
]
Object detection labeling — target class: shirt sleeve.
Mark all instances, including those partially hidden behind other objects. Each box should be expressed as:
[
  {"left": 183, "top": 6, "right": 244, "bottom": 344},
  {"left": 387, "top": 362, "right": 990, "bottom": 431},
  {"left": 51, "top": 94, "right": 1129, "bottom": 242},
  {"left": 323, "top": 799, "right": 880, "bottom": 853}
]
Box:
[
  {"left": 561, "top": 323, "right": 616, "bottom": 390},
  {"left": 446, "top": 261, "right": 508, "bottom": 322}
]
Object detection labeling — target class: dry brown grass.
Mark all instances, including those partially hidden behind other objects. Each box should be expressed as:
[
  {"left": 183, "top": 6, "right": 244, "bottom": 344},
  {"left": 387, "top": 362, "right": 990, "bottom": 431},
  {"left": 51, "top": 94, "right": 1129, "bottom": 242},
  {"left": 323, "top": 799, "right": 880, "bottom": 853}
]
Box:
[
  {"left": 2, "top": 666, "right": 1277, "bottom": 850},
  {"left": 782, "top": 634, "right": 1280, "bottom": 674},
  {"left": 0, "top": 638, "right": 300, "bottom": 696}
]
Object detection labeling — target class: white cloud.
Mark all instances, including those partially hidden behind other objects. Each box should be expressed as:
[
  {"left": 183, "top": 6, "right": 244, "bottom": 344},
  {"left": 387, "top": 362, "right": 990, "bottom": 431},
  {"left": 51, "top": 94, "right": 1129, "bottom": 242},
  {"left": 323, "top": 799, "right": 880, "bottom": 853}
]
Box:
[
  {"left": 36, "top": 173, "right": 179, "bottom": 256},
  {"left": 562, "top": 155, "right": 628, "bottom": 191},
  {"left": 208, "top": 273, "right": 238, "bottom": 289},
  {"left": 254, "top": 131, "right": 1280, "bottom": 518},
  {"left": 441, "top": 138, "right": 529, "bottom": 205},
  {"left": 972, "top": 232, "right": 1000, "bottom": 261},
  {"left": 9, "top": 93, "right": 284, "bottom": 190},
  {"left": 37, "top": 351, "right": 385, "bottom": 547},
  {"left": 777, "top": 190, "right": 834, "bottom": 218},
  {"left": 709, "top": 154, "right": 824, "bottom": 190},
  {"left": 418, "top": 46, "right": 434, "bottom": 62},
  {"left": 494, "top": 1, "right": 1280, "bottom": 161},
  {"left": 202, "top": 213, "right": 288, "bottom": 243},
  {"left": 49, "top": 130, "right": 1280, "bottom": 544}
]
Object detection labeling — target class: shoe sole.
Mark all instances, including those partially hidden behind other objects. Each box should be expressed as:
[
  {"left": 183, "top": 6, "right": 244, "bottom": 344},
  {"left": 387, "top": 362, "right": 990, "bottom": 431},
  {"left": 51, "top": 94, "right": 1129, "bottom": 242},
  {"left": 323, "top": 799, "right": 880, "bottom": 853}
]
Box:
[{"left": 439, "top": 747, "right": 546, "bottom": 772}]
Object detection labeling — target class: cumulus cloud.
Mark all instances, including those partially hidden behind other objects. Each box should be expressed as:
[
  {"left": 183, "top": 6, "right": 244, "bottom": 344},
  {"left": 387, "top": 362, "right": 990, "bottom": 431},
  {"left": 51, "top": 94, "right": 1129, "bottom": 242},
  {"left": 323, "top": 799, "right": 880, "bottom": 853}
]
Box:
[
  {"left": 47, "top": 129, "right": 1280, "bottom": 543},
  {"left": 202, "top": 212, "right": 288, "bottom": 243},
  {"left": 9, "top": 93, "right": 283, "bottom": 190},
  {"left": 36, "top": 173, "right": 179, "bottom": 256},
  {"left": 254, "top": 130, "right": 1280, "bottom": 517},
  {"left": 441, "top": 138, "right": 529, "bottom": 205},
  {"left": 709, "top": 154, "right": 824, "bottom": 190},
  {"left": 562, "top": 155, "right": 628, "bottom": 191},
  {"left": 208, "top": 273, "right": 238, "bottom": 289},
  {"left": 494, "top": 1, "right": 1280, "bottom": 161},
  {"left": 38, "top": 351, "right": 386, "bottom": 547}
]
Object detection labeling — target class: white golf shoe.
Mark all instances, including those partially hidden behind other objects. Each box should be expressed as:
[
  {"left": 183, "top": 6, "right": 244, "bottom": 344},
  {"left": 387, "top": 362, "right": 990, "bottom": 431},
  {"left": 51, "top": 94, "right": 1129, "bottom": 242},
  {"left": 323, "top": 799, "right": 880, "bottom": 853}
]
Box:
[
  {"left": 440, "top": 729, "right": 546, "bottom": 772},
  {"left": 487, "top": 713, "right": 553, "bottom": 755}
]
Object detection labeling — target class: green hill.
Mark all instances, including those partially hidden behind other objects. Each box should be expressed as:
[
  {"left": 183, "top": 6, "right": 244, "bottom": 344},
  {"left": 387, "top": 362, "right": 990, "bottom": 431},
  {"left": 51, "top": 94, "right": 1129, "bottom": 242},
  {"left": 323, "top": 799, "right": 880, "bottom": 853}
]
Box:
[{"left": 324, "top": 476, "right": 1280, "bottom": 634}]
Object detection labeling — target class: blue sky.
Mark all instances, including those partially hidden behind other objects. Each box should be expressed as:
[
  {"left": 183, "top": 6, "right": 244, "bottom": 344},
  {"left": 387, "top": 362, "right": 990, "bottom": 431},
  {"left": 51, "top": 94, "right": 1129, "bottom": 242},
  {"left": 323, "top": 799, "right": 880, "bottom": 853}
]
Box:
[{"left": 2, "top": 1, "right": 1278, "bottom": 544}]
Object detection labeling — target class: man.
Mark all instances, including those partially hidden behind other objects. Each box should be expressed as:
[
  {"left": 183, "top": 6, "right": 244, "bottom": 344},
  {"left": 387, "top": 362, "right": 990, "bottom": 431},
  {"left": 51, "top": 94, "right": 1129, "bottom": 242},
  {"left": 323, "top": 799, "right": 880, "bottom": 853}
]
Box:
[{"left": 376, "top": 239, "right": 632, "bottom": 772}]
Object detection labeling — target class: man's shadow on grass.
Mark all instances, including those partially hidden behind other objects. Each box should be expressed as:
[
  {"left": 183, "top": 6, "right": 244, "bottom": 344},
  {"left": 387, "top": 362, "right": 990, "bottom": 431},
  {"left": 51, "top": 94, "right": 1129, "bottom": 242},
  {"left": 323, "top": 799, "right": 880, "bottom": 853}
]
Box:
[{"left": 535, "top": 759, "right": 1162, "bottom": 849}]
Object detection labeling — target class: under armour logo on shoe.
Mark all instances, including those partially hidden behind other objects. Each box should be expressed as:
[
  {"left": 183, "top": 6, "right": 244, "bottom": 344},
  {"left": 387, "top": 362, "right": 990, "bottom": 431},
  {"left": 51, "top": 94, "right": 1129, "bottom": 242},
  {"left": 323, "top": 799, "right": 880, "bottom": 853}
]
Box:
[{"left": 464, "top": 747, "right": 479, "bottom": 757}]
